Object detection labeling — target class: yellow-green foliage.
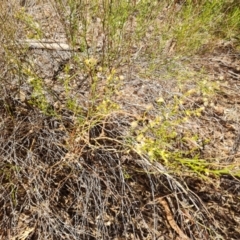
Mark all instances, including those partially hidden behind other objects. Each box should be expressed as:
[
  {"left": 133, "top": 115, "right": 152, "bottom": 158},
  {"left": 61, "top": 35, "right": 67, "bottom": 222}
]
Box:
[
  {"left": 28, "top": 76, "right": 52, "bottom": 114},
  {"left": 128, "top": 72, "right": 238, "bottom": 177},
  {"left": 15, "top": 8, "right": 43, "bottom": 39}
]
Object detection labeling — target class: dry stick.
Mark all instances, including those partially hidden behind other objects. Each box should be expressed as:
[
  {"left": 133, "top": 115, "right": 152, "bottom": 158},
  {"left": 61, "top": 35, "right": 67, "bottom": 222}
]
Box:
[
  {"left": 17, "top": 39, "right": 79, "bottom": 51},
  {"left": 156, "top": 197, "right": 191, "bottom": 240}
]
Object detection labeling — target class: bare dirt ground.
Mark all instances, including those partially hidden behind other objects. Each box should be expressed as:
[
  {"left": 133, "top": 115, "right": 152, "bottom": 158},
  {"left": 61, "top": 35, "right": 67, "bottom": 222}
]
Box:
[{"left": 0, "top": 1, "right": 239, "bottom": 239}]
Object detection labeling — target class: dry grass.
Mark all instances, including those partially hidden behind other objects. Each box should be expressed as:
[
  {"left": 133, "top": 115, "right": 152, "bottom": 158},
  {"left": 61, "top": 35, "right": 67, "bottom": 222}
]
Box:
[{"left": 0, "top": 1, "right": 239, "bottom": 239}]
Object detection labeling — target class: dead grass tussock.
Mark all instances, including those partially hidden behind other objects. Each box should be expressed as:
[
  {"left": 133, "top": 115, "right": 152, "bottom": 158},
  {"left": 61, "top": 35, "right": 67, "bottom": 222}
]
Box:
[{"left": 0, "top": 107, "right": 218, "bottom": 239}]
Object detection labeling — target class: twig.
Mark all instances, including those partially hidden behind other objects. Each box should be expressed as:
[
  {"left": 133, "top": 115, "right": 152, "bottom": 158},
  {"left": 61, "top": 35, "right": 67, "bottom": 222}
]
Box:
[{"left": 156, "top": 197, "right": 191, "bottom": 240}]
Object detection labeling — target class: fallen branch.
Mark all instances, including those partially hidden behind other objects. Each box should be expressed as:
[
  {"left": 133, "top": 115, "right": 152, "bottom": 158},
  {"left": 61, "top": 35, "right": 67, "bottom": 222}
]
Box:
[{"left": 17, "top": 39, "right": 79, "bottom": 51}]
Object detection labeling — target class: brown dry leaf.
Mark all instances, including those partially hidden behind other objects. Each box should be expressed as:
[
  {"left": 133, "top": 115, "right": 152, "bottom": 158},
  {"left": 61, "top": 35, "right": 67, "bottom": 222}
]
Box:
[{"left": 213, "top": 105, "right": 224, "bottom": 116}]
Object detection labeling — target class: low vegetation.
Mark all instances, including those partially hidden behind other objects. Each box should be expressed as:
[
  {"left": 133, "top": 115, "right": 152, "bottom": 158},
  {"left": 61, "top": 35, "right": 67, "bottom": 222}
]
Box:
[{"left": 0, "top": 0, "right": 239, "bottom": 239}]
